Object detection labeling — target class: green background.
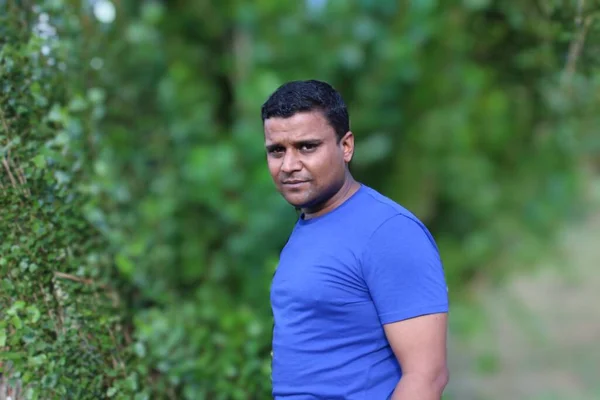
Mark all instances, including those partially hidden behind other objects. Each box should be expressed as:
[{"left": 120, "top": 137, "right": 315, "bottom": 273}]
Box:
[{"left": 1, "top": 0, "right": 599, "bottom": 398}]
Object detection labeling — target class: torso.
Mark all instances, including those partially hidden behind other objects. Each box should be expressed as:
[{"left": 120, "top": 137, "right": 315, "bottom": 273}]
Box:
[{"left": 271, "top": 184, "right": 417, "bottom": 399}]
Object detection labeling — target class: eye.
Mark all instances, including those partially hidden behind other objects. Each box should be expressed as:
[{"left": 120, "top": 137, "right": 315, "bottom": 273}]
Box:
[
  {"left": 300, "top": 143, "right": 318, "bottom": 151},
  {"left": 267, "top": 146, "right": 285, "bottom": 157}
]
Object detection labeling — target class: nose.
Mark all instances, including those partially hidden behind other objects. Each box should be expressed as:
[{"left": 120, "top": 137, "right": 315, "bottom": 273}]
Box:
[{"left": 281, "top": 151, "right": 302, "bottom": 174}]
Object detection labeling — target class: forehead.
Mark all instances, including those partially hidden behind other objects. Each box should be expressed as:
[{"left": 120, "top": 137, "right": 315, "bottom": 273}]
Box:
[{"left": 264, "top": 111, "right": 335, "bottom": 144}]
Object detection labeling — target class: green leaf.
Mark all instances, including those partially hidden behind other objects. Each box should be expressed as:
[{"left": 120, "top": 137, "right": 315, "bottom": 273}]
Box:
[
  {"left": 8, "top": 300, "right": 25, "bottom": 315},
  {"left": 134, "top": 341, "right": 146, "bottom": 357},
  {"left": 0, "top": 328, "right": 6, "bottom": 347},
  {"left": 47, "top": 104, "right": 65, "bottom": 123},
  {"left": 26, "top": 305, "right": 41, "bottom": 323},
  {"left": 11, "top": 315, "right": 23, "bottom": 329},
  {"left": 29, "top": 354, "right": 47, "bottom": 366},
  {"left": 0, "top": 351, "right": 25, "bottom": 361},
  {"left": 88, "top": 88, "right": 106, "bottom": 104},
  {"left": 68, "top": 95, "right": 88, "bottom": 112},
  {"left": 32, "top": 154, "right": 46, "bottom": 168},
  {"left": 115, "top": 253, "right": 134, "bottom": 277}
]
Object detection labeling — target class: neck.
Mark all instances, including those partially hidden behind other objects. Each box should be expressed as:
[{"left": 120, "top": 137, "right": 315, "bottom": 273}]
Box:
[{"left": 301, "top": 173, "right": 361, "bottom": 220}]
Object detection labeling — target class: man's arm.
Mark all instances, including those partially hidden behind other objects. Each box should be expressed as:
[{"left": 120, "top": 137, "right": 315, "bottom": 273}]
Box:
[
  {"left": 361, "top": 214, "right": 450, "bottom": 399},
  {"left": 385, "top": 313, "right": 449, "bottom": 400}
]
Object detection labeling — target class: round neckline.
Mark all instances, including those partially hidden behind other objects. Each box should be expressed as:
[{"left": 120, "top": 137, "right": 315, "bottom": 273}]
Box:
[{"left": 297, "top": 183, "right": 365, "bottom": 226}]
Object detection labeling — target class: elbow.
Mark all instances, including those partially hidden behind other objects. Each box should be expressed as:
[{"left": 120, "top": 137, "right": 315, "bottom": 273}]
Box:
[
  {"left": 423, "top": 366, "right": 450, "bottom": 394},
  {"left": 435, "top": 367, "right": 450, "bottom": 393},
  {"left": 399, "top": 367, "right": 449, "bottom": 396}
]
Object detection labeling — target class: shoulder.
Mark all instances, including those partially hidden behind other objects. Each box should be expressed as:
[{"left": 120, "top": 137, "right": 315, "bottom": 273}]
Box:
[
  {"left": 356, "top": 186, "right": 418, "bottom": 221},
  {"left": 358, "top": 186, "right": 435, "bottom": 240},
  {"left": 352, "top": 186, "right": 440, "bottom": 260},
  {"left": 357, "top": 189, "right": 448, "bottom": 322}
]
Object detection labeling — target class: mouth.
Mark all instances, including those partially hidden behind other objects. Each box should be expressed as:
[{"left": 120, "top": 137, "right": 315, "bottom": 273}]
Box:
[{"left": 281, "top": 180, "right": 310, "bottom": 187}]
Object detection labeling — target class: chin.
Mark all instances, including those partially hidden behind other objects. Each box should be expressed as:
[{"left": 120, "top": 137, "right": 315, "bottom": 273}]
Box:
[
  {"left": 284, "top": 197, "right": 310, "bottom": 209},
  {"left": 282, "top": 192, "right": 314, "bottom": 209}
]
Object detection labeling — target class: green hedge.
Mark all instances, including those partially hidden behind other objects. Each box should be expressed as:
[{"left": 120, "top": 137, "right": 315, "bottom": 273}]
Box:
[{"left": 1, "top": 1, "right": 598, "bottom": 398}]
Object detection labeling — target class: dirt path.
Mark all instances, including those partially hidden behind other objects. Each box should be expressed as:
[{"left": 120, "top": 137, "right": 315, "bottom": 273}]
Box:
[{"left": 446, "top": 192, "right": 600, "bottom": 399}]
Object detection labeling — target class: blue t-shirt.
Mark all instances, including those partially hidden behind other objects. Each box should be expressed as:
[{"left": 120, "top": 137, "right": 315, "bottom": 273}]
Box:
[{"left": 270, "top": 184, "right": 449, "bottom": 399}]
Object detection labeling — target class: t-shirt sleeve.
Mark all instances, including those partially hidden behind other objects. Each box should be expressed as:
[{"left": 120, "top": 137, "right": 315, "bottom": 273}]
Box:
[{"left": 361, "top": 214, "right": 449, "bottom": 325}]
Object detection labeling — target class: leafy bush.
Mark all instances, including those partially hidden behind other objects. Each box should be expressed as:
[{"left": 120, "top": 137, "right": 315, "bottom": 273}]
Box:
[{"left": 1, "top": 0, "right": 598, "bottom": 398}]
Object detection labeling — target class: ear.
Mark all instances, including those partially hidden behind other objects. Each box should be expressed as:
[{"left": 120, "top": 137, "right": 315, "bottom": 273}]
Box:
[{"left": 340, "top": 131, "right": 355, "bottom": 163}]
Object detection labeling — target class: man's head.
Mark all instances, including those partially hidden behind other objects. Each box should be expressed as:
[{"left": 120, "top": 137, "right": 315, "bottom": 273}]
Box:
[{"left": 261, "top": 80, "right": 355, "bottom": 212}]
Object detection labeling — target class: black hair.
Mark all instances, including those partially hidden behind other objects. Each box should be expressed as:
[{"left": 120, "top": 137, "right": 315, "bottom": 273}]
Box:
[{"left": 261, "top": 80, "right": 350, "bottom": 142}]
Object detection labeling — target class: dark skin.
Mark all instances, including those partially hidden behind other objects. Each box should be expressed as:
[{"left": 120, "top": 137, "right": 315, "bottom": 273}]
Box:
[{"left": 264, "top": 110, "right": 361, "bottom": 219}]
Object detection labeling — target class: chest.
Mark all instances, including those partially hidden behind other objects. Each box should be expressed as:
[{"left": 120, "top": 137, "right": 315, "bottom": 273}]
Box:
[{"left": 271, "top": 236, "right": 369, "bottom": 312}]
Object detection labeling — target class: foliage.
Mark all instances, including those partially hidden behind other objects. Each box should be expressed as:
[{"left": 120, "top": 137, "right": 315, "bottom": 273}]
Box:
[
  {"left": 0, "top": 1, "right": 126, "bottom": 398},
  {"left": 1, "top": 0, "right": 599, "bottom": 398}
]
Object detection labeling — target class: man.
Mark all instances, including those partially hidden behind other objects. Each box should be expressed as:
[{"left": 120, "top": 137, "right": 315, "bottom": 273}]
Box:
[{"left": 262, "top": 80, "right": 449, "bottom": 400}]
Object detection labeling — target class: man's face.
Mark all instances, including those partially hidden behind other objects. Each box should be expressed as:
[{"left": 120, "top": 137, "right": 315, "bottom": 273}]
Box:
[{"left": 264, "top": 110, "right": 354, "bottom": 211}]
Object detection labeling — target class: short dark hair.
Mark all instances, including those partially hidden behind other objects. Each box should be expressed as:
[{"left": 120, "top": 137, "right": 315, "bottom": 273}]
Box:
[{"left": 261, "top": 80, "right": 350, "bottom": 141}]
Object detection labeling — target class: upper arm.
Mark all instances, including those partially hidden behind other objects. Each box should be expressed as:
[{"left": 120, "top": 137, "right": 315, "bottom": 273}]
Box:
[
  {"left": 362, "top": 214, "right": 449, "bottom": 374},
  {"left": 383, "top": 313, "right": 448, "bottom": 378}
]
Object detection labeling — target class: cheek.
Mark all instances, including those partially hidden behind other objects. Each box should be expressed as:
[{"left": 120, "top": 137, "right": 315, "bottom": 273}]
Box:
[
  {"left": 324, "top": 152, "right": 344, "bottom": 175},
  {"left": 309, "top": 154, "right": 342, "bottom": 184},
  {"left": 266, "top": 158, "right": 280, "bottom": 177}
]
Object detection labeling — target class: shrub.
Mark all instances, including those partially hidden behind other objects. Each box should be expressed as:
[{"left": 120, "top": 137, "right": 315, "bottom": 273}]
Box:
[{"left": 1, "top": 1, "right": 598, "bottom": 398}]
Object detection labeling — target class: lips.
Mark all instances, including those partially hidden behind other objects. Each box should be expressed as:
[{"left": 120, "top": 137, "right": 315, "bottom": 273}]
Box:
[{"left": 281, "top": 180, "right": 310, "bottom": 187}]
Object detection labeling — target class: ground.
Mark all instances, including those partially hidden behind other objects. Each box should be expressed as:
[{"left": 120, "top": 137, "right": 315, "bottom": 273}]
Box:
[{"left": 446, "top": 182, "right": 600, "bottom": 400}]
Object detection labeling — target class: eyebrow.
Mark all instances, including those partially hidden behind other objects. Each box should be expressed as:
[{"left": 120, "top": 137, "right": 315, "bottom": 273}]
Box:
[{"left": 265, "top": 139, "right": 323, "bottom": 151}]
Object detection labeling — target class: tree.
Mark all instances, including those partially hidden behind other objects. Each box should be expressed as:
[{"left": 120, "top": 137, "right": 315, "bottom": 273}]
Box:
[{"left": 1, "top": 0, "right": 598, "bottom": 398}]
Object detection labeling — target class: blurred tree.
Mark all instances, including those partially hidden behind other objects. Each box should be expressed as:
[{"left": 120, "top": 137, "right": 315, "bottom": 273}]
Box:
[{"left": 1, "top": 0, "right": 598, "bottom": 398}]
